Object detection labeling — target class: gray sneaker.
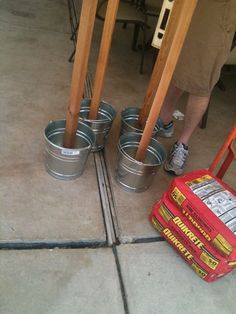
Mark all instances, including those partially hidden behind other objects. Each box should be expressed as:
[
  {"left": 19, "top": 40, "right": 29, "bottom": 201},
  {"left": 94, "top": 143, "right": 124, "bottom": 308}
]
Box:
[
  {"left": 156, "top": 119, "right": 174, "bottom": 138},
  {"left": 164, "top": 142, "right": 189, "bottom": 176}
]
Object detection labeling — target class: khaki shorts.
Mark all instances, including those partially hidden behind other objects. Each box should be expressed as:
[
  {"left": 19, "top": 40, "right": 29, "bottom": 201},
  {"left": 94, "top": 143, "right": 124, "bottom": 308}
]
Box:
[{"left": 172, "top": 0, "right": 236, "bottom": 96}]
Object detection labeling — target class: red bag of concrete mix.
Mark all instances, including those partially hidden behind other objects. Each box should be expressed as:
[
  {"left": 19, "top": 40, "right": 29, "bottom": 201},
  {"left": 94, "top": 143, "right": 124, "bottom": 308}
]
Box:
[
  {"left": 167, "top": 169, "right": 236, "bottom": 257},
  {"left": 153, "top": 194, "right": 236, "bottom": 273},
  {"left": 149, "top": 201, "right": 233, "bottom": 282}
]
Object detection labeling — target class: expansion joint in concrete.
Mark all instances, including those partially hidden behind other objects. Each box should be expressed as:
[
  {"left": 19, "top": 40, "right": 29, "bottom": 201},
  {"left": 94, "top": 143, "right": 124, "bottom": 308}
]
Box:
[
  {"left": 112, "top": 245, "right": 130, "bottom": 314},
  {"left": 94, "top": 151, "right": 120, "bottom": 247},
  {"left": 0, "top": 240, "right": 107, "bottom": 250}
]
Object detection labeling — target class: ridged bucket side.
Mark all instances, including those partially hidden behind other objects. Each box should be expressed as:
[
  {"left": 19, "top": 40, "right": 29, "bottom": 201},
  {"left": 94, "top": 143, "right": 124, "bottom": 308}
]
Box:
[
  {"left": 79, "top": 98, "right": 116, "bottom": 152},
  {"left": 116, "top": 132, "right": 166, "bottom": 192},
  {"left": 120, "top": 107, "right": 158, "bottom": 136},
  {"left": 44, "top": 119, "right": 95, "bottom": 180}
]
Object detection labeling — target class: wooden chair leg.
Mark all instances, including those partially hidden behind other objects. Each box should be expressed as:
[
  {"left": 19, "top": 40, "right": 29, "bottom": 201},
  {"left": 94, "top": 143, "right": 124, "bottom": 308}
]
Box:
[
  {"left": 139, "top": 26, "right": 146, "bottom": 74},
  {"left": 132, "top": 24, "right": 140, "bottom": 51},
  {"left": 68, "top": 48, "right": 75, "bottom": 62}
]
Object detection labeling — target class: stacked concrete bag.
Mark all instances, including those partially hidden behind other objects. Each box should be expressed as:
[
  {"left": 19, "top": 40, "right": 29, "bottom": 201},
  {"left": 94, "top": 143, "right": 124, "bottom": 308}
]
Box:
[{"left": 149, "top": 169, "right": 236, "bottom": 282}]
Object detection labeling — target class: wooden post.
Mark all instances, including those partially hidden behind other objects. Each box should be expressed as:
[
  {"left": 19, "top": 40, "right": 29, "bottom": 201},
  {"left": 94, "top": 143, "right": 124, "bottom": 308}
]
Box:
[
  {"left": 89, "top": 0, "right": 119, "bottom": 120},
  {"left": 138, "top": 0, "right": 184, "bottom": 129},
  {"left": 64, "top": 0, "right": 98, "bottom": 148},
  {"left": 135, "top": 0, "right": 198, "bottom": 161}
]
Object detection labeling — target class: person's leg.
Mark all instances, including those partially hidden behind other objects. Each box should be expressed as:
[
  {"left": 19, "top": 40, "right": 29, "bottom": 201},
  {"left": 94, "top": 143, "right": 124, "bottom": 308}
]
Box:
[
  {"left": 164, "top": 93, "right": 210, "bottom": 175},
  {"left": 157, "top": 84, "right": 183, "bottom": 138},
  {"left": 159, "top": 84, "right": 183, "bottom": 125},
  {"left": 178, "top": 94, "right": 210, "bottom": 145}
]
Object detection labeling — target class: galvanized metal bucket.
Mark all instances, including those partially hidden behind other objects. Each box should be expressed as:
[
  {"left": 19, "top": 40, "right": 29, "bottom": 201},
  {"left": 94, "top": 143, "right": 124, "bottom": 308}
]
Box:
[
  {"left": 120, "top": 107, "right": 158, "bottom": 136},
  {"left": 116, "top": 132, "right": 166, "bottom": 192},
  {"left": 44, "top": 119, "right": 95, "bottom": 180},
  {"left": 79, "top": 98, "right": 116, "bottom": 152}
]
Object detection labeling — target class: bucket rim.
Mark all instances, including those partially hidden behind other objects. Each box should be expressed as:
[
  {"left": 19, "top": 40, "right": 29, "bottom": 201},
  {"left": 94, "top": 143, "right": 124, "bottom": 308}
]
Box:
[
  {"left": 118, "top": 144, "right": 163, "bottom": 167},
  {"left": 44, "top": 119, "right": 94, "bottom": 152},
  {"left": 121, "top": 106, "right": 140, "bottom": 115},
  {"left": 118, "top": 133, "right": 166, "bottom": 167},
  {"left": 121, "top": 106, "right": 158, "bottom": 133},
  {"left": 118, "top": 143, "right": 143, "bottom": 165},
  {"left": 81, "top": 98, "right": 116, "bottom": 123},
  {"left": 79, "top": 115, "right": 111, "bottom": 124}
]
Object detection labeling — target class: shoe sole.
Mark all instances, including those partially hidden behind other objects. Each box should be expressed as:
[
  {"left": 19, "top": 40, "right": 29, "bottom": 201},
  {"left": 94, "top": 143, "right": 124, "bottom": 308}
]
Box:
[{"left": 164, "top": 162, "right": 184, "bottom": 176}]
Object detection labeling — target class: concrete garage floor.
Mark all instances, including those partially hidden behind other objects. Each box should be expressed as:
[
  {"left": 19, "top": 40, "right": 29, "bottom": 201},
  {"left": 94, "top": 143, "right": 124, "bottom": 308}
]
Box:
[{"left": 0, "top": 1, "right": 235, "bottom": 313}]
